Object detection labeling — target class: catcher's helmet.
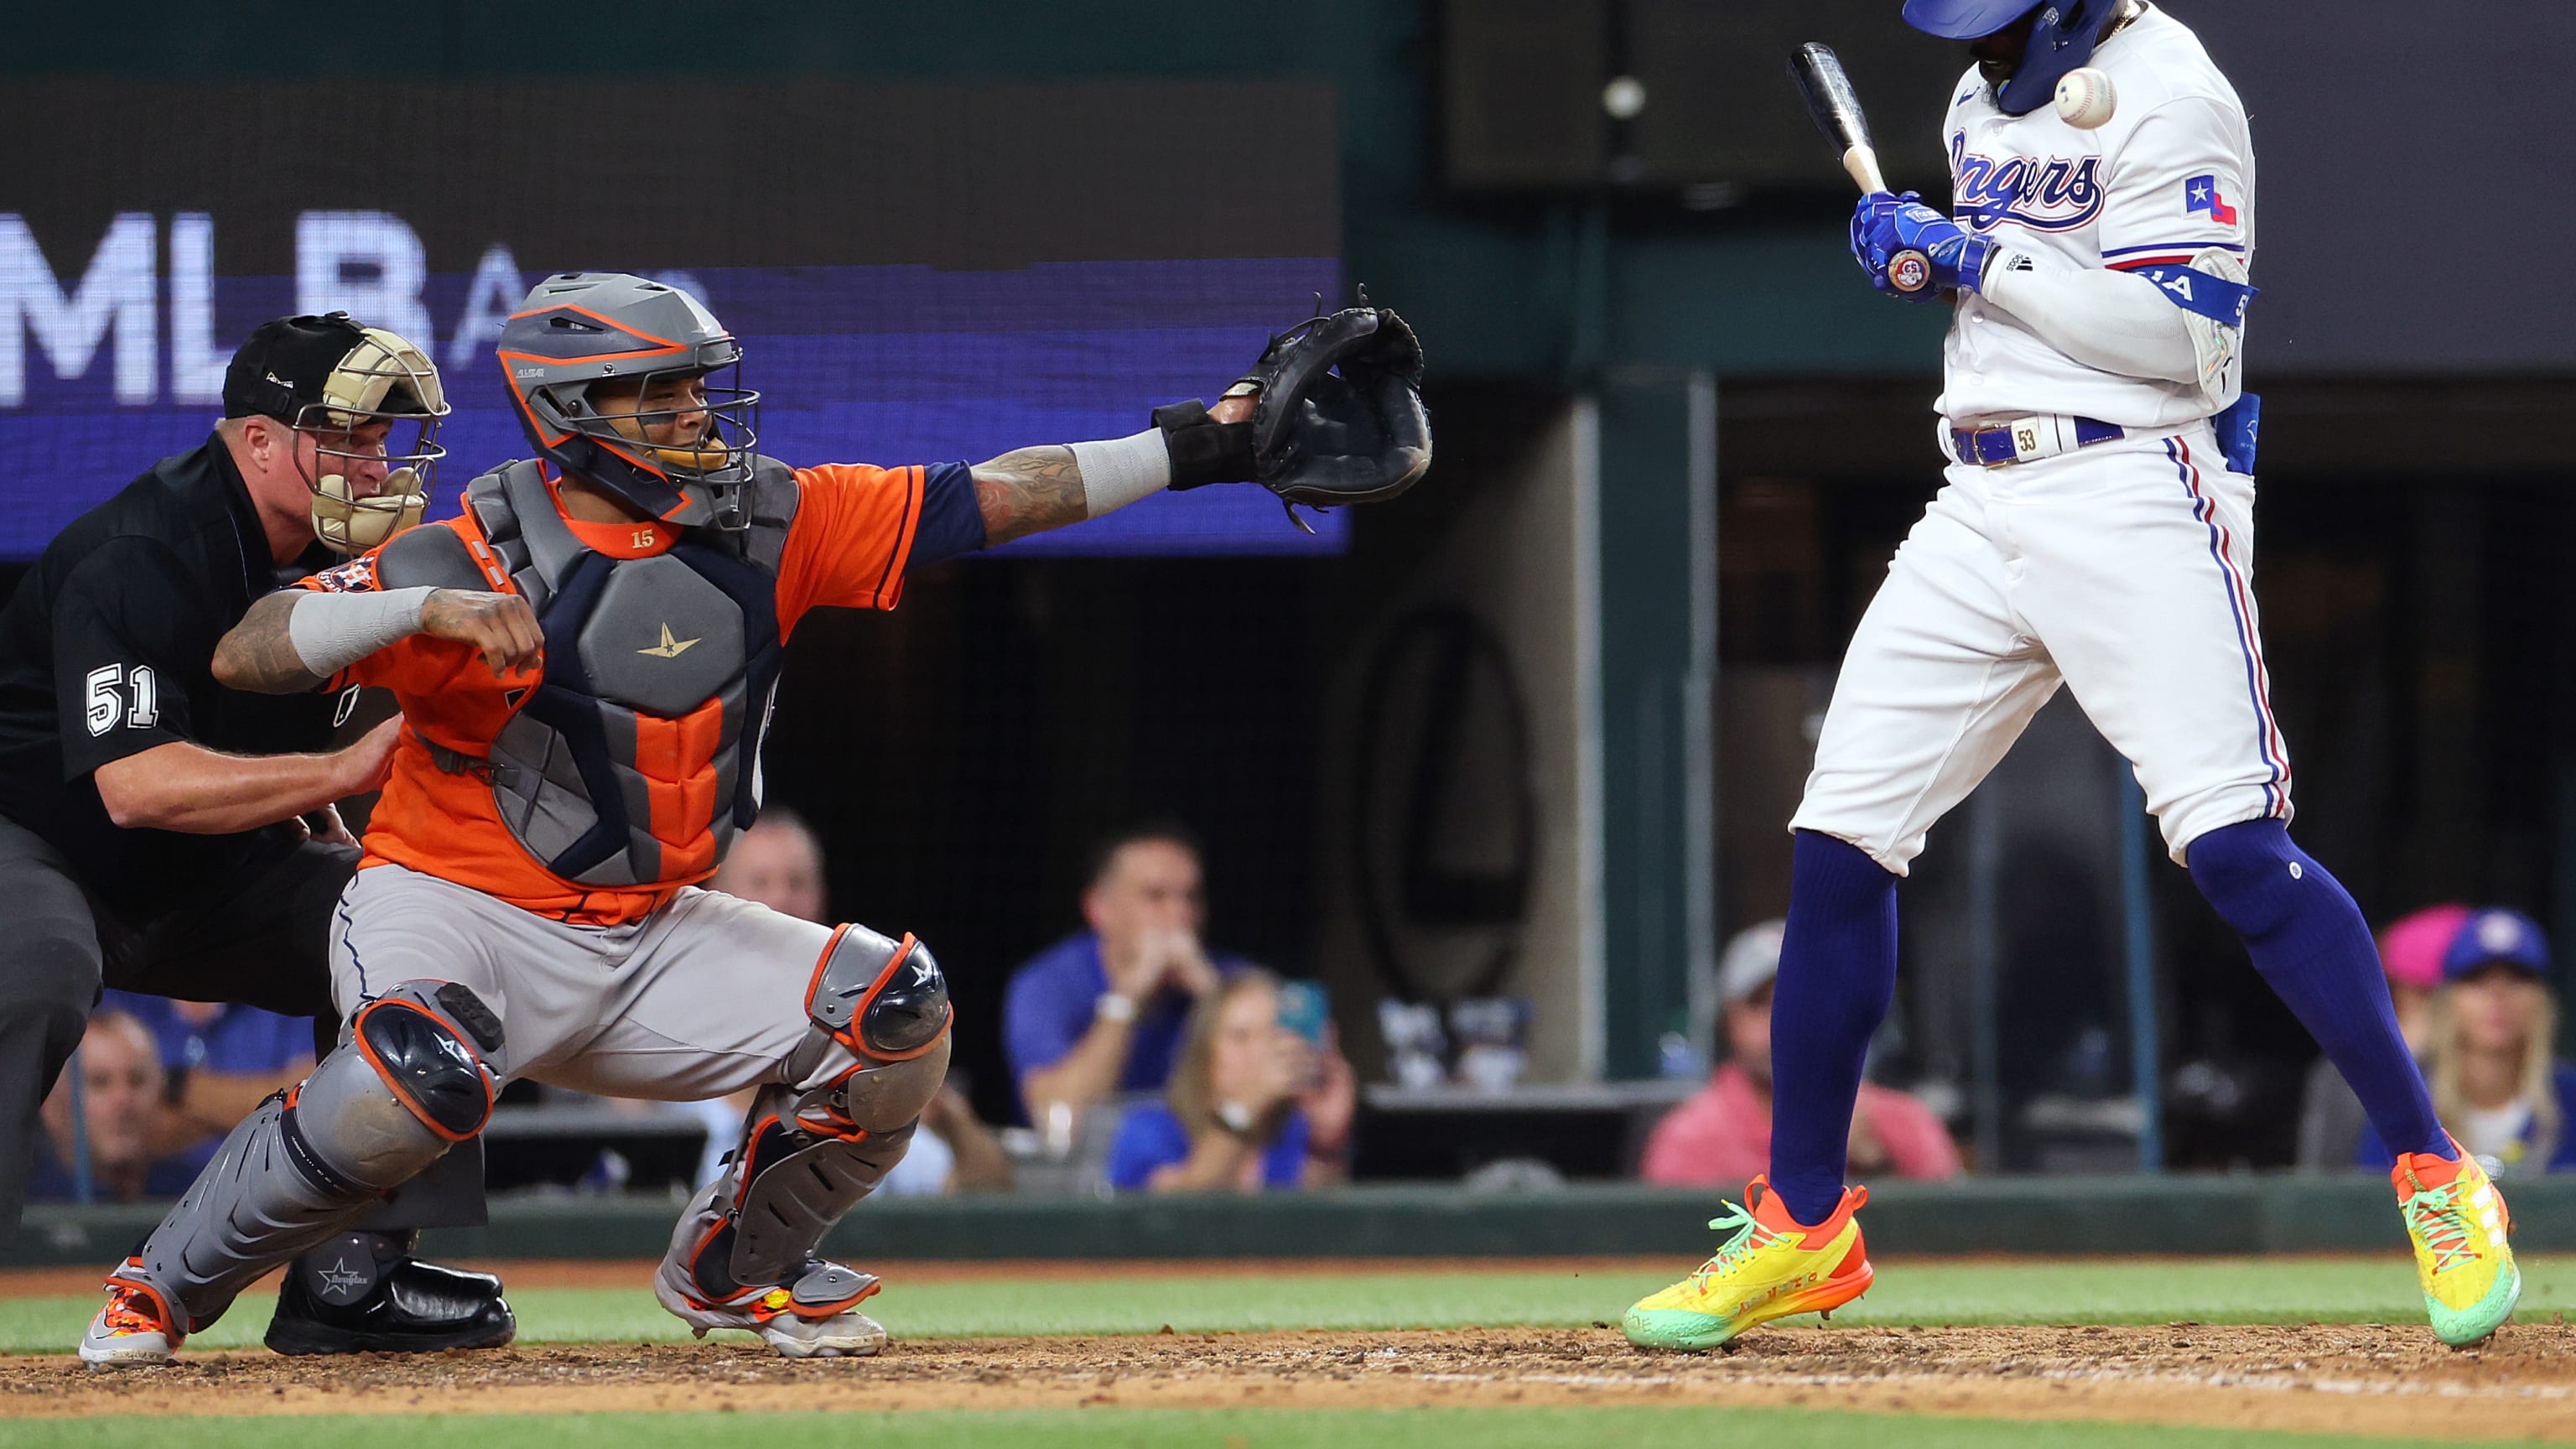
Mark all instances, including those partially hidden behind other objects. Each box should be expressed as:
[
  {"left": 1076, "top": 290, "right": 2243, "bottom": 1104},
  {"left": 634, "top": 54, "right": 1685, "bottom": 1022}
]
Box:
[
  {"left": 496, "top": 273, "right": 761, "bottom": 527},
  {"left": 225, "top": 312, "right": 449, "bottom": 555},
  {"left": 1902, "top": 0, "right": 2124, "bottom": 117}
]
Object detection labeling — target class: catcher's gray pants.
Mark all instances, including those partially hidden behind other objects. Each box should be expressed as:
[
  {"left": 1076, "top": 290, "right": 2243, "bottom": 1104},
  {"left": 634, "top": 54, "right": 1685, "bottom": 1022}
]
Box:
[
  {"left": 330, "top": 862, "right": 849, "bottom": 1099},
  {"left": 118, "top": 861, "right": 892, "bottom": 1327}
]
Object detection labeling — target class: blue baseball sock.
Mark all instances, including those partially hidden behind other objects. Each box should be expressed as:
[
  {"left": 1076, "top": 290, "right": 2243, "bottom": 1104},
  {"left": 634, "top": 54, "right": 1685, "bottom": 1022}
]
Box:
[
  {"left": 1767, "top": 830, "right": 1901, "bottom": 1225},
  {"left": 2185, "top": 818, "right": 2452, "bottom": 1161}
]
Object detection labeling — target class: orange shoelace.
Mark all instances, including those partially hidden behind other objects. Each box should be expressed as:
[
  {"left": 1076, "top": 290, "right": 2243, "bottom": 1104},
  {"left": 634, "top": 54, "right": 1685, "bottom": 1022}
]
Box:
[{"left": 99, "top": 1288, "right": 166, "bottom": 1335}]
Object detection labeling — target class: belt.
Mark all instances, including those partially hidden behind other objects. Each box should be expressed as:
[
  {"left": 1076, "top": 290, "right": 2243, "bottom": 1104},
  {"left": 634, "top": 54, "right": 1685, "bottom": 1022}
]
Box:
[{"left": 1948, "top": 414, "right": 2125, "bottom": 468}]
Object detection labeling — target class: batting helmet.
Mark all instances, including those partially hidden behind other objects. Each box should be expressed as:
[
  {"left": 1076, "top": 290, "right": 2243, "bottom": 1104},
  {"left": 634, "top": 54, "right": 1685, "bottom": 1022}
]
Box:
[
  {"left": 496, "top": 273, "right": 761, "bottom": 528},
  {"left": 1902, "top": 0, "right": 2124, "bottom": 117}
]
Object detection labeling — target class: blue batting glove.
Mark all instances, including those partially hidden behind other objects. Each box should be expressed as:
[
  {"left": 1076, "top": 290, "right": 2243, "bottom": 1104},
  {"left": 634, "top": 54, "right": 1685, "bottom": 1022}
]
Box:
[
  {"left": 1862, "top": 192, "right": 1995, "bottom": 297},
  {"left": 1847, "top": 191, "right": 1908, "bottom": 292}
]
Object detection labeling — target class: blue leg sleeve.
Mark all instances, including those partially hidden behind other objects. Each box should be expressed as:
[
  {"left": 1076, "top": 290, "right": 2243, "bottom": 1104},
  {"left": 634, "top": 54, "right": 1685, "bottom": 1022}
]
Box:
[
  {"left": 2186, "top": 819, "right": 2449, "bottom": 1161},
  {"left": 1767, "top": 830, "right": 1901, "bottom": 1225}
]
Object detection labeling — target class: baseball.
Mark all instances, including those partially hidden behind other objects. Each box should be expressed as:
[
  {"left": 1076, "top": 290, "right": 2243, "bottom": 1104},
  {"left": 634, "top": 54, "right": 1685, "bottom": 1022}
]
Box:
[{"left": 2054, "top": 67, "right": 2116, "bottom": 129}]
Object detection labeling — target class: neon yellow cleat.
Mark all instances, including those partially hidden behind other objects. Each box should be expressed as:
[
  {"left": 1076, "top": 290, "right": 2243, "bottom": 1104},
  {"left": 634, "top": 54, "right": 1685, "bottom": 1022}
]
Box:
[
  {"left": 1623, "top": 1176, "right": 1873, "bottom": 1352},
  {"left": 2394, "top": 1140, "right": 2520, "bottom": 1348}
]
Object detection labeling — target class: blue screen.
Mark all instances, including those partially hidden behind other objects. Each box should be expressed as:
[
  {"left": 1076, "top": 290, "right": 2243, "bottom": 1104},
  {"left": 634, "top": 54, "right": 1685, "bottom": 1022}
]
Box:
[
  {"left": 0, "top": 78, "right": 1346, "bottom": 560},
  {"left": 0, "top": 251, "right": 1343, "bottom": 559}
]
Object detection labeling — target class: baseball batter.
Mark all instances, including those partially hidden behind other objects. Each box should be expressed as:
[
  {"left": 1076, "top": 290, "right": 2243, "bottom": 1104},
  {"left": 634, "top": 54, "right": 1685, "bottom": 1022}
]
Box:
[
  {"left": 1627, "top": 1, "right": 2521, "bottom": 1352},
  {"left": 77, "top": 273, "right": 1426, "bottom": 1366}
]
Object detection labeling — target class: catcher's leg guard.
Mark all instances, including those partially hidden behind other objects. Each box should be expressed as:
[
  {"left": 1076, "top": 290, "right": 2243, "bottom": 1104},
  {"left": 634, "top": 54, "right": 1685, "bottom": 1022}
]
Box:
[
  {"left": 656, "top": 925, "right": 949, "bottom": 1355},
  {"left": 107, "top": 982, "right": 500, "bottom": 1336}
]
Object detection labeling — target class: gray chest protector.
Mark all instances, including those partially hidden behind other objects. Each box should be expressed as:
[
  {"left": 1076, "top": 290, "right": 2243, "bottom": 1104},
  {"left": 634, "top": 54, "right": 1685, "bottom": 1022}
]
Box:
[{"left": 382, "top": 455, "right": 800, "bottom": 888}]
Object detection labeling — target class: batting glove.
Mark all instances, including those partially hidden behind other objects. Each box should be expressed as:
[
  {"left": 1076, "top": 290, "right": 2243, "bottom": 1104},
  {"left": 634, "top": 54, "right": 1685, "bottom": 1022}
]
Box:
[
  {"left": 1859, "top": 192, "right": 1995, "bottom": 299},
  {"left": 1847, "top": 192, "right": 1907, "bottom": 292}
]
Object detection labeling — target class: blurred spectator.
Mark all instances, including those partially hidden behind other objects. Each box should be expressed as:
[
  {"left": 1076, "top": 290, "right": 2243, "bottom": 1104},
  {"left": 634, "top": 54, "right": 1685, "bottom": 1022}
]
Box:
[
  {"left": 1641, "top": 920, "right": 1961, "bottom": 1188},
  {"left": 100, "top": 990, "right": 312, "bottom": 1162},
  {"left": 688, "top": 809, "right": 1012, "bottom": 1195},
  {"left": 1106, "top": 969, "right": 1354, "bottom": 1192},
  {"left": 2295, "top": 905, "right": 2461, "bottom": 1170},
  {"left": 1006, "top": 824, "right": 1247, "bottom": 1125},
  {"left": 27, "top": 1010, "right": 201, "bottom": 1202},
  {"left": 2361, "top": 907, "right": 2576, "bottom": 1175}
]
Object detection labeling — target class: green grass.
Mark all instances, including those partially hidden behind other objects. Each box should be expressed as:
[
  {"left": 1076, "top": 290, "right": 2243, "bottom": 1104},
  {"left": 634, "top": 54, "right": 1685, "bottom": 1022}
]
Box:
[
  {"left": 0, "top": 1408, "right": 2492, "bottom": 1449},
  {"left": 5, "top": 1255, "right": 2571, "bottom": 1353}
]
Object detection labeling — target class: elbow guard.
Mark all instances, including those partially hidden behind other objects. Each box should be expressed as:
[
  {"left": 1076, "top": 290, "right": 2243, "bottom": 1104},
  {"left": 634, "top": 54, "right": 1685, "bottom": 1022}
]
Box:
[{"left": 2131, "top": 247, "right": 2257, "bottom": 407}]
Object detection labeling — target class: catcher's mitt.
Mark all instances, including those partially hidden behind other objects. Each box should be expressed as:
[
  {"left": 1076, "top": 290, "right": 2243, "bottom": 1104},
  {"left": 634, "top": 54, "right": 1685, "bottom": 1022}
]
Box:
[{"left": 1156, "top": 303, "right": 1431, "bottom": 526}]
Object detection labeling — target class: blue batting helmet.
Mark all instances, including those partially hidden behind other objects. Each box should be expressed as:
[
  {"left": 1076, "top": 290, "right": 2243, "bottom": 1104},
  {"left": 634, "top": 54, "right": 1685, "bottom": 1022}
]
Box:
[{"left": 1902, "top": 0, "right": 2123, "bottom": 117}]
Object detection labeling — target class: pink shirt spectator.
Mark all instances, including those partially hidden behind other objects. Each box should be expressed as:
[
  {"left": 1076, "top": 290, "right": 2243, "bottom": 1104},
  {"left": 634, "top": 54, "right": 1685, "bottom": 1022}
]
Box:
[{"left": 1640, "top": 1062, "right": 1963, "bottom": 1188}]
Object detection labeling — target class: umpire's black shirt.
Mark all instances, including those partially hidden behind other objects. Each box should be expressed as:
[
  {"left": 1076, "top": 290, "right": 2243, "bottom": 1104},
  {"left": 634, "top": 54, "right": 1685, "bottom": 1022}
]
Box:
[{"left": 0, "top": 434, "right": 343, "bottom": 921}]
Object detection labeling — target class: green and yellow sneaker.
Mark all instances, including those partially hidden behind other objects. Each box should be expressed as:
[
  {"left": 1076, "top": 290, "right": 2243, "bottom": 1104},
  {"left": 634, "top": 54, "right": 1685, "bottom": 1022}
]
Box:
[
  {"left": 2395, "top": 1140, "right": 2520, "bottom": 1348},
  {"left": 1623, "top": 1176, "right": 1873, "bottom": 1352}
]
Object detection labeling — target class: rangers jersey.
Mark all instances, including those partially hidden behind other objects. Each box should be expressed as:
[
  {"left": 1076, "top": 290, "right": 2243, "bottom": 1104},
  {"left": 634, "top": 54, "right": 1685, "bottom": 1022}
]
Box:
[{"left": 1937, "top": 4, "right": 2254, "bottom": 430}]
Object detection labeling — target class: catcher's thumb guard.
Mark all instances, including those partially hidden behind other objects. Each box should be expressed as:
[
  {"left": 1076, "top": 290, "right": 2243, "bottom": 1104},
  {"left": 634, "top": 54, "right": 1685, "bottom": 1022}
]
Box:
[{"left": 1152, "top": 399, "right": 1257, "bottom": 491}]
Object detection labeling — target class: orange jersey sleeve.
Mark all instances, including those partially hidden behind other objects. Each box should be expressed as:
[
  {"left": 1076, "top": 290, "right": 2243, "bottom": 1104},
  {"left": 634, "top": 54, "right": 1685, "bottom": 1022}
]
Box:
[{"left": 771, "top": 463, "right": 927, "bottom": 636}]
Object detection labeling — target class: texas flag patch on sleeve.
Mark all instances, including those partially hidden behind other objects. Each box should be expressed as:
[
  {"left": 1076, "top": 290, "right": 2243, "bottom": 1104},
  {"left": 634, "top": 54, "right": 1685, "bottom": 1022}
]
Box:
[{"left": 2184, "top": 174, "right": 2239, "bottom": 226}]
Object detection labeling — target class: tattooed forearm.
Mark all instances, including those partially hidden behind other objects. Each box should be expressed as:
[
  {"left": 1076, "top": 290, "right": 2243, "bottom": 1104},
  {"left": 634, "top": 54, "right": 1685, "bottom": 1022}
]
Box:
[
  {"left": 211, "top": 590, "right": 330, "bottom": 694},
  {"left": 972, "top": 446, "right": 1089, "bottom": 547}
]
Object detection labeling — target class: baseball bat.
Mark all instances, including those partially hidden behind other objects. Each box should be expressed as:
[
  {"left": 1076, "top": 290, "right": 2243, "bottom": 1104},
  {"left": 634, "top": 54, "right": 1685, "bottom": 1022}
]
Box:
[{"left": 1788, "top": 41, "right": 1929, "bottom": 294}]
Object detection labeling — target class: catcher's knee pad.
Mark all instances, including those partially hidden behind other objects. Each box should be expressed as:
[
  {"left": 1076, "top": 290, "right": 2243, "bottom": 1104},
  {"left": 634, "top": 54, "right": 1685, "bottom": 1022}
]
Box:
[
  {"left": 115, "top": 981, "right": 500, "bottom": 1330},
  {"left": 324, "top": 980, "right": 504, "bottom": 1163},
  {"left": 677, "top": 926, "right": 949, "bottom": 1300}
]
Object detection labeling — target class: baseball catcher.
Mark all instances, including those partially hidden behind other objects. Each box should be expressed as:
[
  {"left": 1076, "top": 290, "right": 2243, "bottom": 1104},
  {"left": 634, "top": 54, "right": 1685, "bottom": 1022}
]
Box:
[{"left": 78, "top": 273, "right": 1427, "bottom": 1364}]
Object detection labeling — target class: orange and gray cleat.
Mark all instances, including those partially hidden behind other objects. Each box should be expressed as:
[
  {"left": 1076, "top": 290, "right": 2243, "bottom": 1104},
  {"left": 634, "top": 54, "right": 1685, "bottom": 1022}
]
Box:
[
  {"left": 79, "top": 1270, "right": 183, "bottom": 1368},
  {"left": 1624, "top": 1176, "right": 1874, "bottom": 1351}
]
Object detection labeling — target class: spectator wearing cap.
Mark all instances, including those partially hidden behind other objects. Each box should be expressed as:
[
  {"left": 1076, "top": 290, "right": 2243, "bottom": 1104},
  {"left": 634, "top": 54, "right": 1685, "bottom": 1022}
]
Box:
[
  {"left": 2360, "top": 907, "right": 2576, "bottom": 1175},
  {"left": 2295, "top": 905, "right": 2464, "bottom": 1170},
  {"left": 1640, "top": 920, "right": 1961, "bottom": 1188}
]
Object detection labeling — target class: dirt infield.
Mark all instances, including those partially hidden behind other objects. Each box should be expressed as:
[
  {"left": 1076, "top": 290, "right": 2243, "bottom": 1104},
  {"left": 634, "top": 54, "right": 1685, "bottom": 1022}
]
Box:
[{"left": 8, "top": 1321, "right": 2575, "bottom": 1440}]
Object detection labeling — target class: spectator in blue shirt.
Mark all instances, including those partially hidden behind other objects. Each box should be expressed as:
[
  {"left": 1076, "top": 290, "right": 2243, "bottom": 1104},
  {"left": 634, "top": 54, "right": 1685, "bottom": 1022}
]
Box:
[
  {"left": 99, "top": 989, "right": 311, "bottom": 1164},
  {"left": 1006, "top": 825, "right": 1243, "bottom": 1124},
  {"left": 27, "top": 1010, "right": 207, "bottom": 1202},
  {"left": 1107, "top": 969, "right": 1349, "bottom": 1193}
]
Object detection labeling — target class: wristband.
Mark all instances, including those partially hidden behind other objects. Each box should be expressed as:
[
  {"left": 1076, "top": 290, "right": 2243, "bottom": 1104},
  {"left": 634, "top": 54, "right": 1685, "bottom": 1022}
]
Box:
[
  {"left": 1094, "top": 991, "right": 1139, "bottom": 1025},
  {"left": 286, "top": 586, "right": 435, "bottom": 677},
  {"left": 1151, "top": 399, "right": 1257, "bottom": 490},
  {"left": 1066, "top": 429, "right": 1172, "bottom": 519}
]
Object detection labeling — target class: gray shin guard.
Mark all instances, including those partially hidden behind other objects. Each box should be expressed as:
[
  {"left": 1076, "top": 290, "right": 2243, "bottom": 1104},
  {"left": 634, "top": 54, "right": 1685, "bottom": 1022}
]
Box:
[
  {"left": 667, "top": 926, "right": 951, "bottom": 1308},
  {"left": 112, "top": 982, "right": 499, "bottom": 1332}
]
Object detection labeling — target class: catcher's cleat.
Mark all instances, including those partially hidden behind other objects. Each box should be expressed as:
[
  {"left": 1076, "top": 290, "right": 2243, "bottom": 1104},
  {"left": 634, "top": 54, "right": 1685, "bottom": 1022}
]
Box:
[
  {"left": 1623, "top": 1176, "right": 1873, "bottom": 1352},
  {"left": 79, "top": 1275, "right": 180, "bottom": 1368},
  {"left": 2395, "top": 1142, "right": 2521, "bottom": 1348},
  {"left": 655, "top": 1254, "right": 887, "bottom": 1359},
  {"left": 263, "top": 1232, "right": 517, "bottom": 1356}
]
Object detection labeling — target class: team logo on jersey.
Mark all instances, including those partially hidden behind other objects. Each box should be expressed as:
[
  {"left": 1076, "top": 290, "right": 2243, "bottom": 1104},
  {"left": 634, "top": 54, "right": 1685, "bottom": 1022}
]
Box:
[
  {"left": 311, "top": 558, "right": 377, "bottom": 593},
  {"left": 2184, "top": 174, "right": 2240, "bottom": 226},
  {"left": 1950, "top": 132, "right": 2105, "bottom": 233}
]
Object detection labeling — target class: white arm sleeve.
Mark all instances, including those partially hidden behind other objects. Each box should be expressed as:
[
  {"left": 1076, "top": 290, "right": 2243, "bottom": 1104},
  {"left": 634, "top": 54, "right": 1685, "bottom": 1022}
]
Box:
[
  {"left": 1977, "top": 252, "right": 2202, "bottom": 386},
  {"left": 283, "top": 586, "right": 436, "bottom": 677},
  {"left": 1065, "top": 429, "right": 1172, "bottom": 519}
]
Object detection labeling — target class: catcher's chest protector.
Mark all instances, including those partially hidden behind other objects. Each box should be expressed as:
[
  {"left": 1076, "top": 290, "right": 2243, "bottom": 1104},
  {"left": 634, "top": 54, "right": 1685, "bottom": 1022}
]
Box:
[{"left": 461, "top": 458, "right": 796, "bottom": 889}]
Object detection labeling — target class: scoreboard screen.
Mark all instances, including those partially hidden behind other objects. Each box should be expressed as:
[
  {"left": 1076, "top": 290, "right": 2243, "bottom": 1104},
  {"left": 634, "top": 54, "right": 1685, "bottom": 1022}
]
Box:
[{"left": 0, "top": 79, "right": 1343, "bottom": 560}]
